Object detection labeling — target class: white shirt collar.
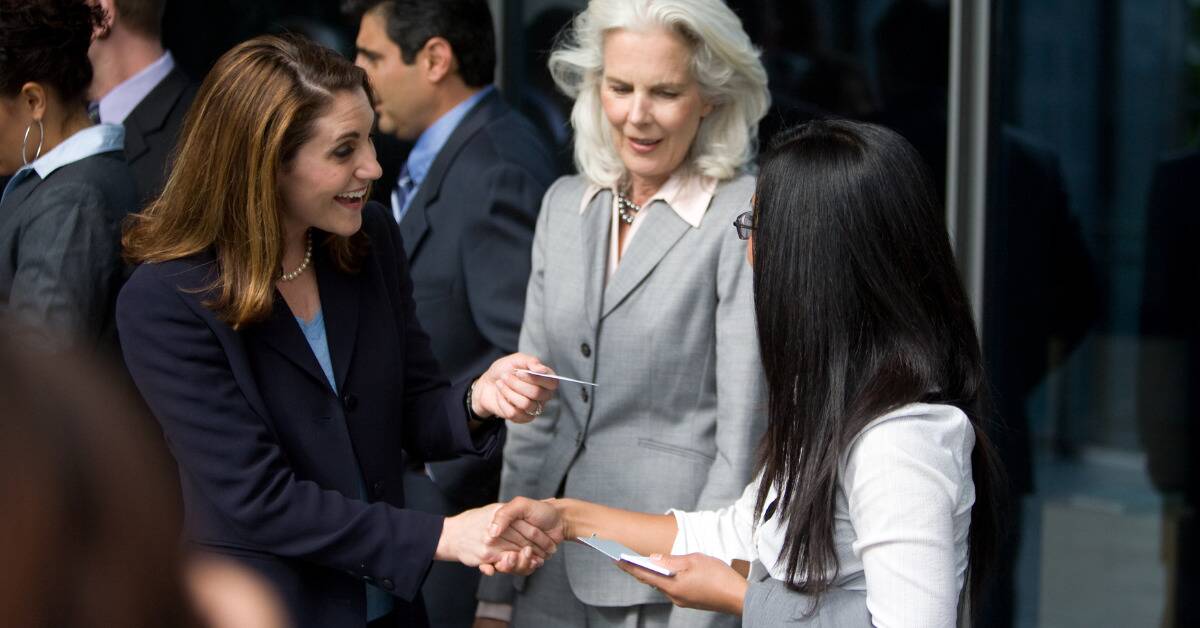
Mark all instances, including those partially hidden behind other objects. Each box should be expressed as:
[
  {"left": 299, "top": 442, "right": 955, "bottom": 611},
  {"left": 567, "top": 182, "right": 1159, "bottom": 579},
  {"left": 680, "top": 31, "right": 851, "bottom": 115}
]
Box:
[
  {"left": 98, "top": 51, "right": 176, "bottom": 124},
  {"left": 578, "top": 170, "right": 718, "bottom": 228}
]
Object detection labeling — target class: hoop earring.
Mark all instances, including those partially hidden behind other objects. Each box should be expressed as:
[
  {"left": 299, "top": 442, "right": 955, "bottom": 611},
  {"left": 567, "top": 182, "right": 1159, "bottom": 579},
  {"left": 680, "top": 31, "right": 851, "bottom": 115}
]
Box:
[{"left": 22, "top": 119, "right": 44, "bottom": 166}]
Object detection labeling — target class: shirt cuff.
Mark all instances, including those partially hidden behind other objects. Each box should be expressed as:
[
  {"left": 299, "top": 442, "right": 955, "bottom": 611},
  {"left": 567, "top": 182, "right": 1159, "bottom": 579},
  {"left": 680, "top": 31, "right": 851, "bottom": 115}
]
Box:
[
  {"left": 666, "top": 509, "right": 690, "bottom": 555},
  {"left": 475, "top": 601, "right": 514, "bottom": 622}
]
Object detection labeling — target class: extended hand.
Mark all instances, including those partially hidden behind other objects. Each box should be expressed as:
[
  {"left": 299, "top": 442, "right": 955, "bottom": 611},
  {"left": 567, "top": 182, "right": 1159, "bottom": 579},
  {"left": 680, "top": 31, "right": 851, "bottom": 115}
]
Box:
[
  {"left": 437, "top": 503, "right": 557, "bottom": 575},
  {"left": 489, "top": 496, "right": 567, "bottom": 547},
  {"left": 472, "top": 354, "right": 557, "bottom": 423},
  {"left": 616, "top": 553, "right": 748, "bottom": 616}
]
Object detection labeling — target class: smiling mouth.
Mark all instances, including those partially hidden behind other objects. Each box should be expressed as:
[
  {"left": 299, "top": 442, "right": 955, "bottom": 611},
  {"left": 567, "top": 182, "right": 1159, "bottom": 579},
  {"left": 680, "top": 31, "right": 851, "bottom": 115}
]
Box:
[
  {"left": 334, "top": 189, "right": 367, "bottom": 206},
  {"left": 628, "top": 137, "right": 661, "bottom": 153}
]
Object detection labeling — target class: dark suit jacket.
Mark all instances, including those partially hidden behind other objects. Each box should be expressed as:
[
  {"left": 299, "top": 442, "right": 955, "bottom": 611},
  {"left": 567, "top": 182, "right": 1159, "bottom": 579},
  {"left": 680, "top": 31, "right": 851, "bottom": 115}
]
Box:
[
  {"left": 122, "top": 66, "right": 197, "bottom": 207},
  {"left": 398, "top": 90, "right": 556, "bottom": 508},
  {"left": 0, "top": 150, "right": 136, "bottom": 353},
  {"left": 117, "top": 202, "right": 502, "bottom": 628}
]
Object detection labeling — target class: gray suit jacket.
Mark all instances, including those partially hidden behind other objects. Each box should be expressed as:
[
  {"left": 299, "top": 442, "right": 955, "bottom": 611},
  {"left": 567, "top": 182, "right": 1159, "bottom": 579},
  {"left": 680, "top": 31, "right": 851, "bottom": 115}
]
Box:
[
  {"left": 0, "top": 151, "right": 136, "bottom": 352},
  {"left": 481, "top": 173, "right": 767, "bottom": 615}
]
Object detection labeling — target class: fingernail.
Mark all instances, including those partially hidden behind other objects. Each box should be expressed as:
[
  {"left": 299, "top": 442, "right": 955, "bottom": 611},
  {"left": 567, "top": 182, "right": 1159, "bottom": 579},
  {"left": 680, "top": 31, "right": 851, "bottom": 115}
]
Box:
[{"left": 650, "top": 554, "right": 662, "bottom": 560}]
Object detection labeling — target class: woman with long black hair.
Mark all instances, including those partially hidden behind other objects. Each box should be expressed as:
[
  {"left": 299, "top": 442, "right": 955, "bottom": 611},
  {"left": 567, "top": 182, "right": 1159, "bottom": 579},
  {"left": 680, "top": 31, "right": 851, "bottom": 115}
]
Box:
[{"left": 490, "top": 119, "right": 1004, "bottom": 627}]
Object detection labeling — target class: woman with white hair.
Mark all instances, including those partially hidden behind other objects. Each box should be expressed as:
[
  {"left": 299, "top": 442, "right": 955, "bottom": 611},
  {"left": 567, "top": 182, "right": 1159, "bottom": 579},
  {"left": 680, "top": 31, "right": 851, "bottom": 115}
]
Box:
[{"left": 475, "top": 1, "right": 770, "bottom": 626}]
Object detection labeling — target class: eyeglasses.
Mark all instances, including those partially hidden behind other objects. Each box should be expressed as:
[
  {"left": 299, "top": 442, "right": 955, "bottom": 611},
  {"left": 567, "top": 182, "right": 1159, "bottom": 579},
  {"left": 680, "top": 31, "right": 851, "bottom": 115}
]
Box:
[{"left": 733, "top": 211, "right": 756, "bottom": 240}]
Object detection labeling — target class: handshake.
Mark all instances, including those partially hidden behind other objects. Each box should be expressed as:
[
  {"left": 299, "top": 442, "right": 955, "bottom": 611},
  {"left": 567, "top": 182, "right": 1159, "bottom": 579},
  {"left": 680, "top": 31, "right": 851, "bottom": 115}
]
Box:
[{"left": 435, "top": 497, "right": 565, "bottom": 576}]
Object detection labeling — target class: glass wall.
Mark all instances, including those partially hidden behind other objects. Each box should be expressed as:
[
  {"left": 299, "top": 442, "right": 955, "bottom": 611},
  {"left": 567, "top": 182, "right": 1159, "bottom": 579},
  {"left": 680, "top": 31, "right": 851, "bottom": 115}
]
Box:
[{"left": 984, "top": 0, "right": 1199, "bottom": 626}]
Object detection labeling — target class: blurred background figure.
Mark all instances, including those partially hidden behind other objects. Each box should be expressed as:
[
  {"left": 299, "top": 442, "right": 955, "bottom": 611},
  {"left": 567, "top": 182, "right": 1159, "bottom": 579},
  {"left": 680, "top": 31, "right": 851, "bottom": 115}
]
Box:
[
  {"left": 477, "top": 0, "right": 769, "bottom": 626},
  {"left": 1138, "top": 148, "right": 1200, "bottom": 626},
  {"left": 345, "top": 1, "right": 558, "bottom": 625},
  {"left": 87, "top": 0, "right": 197, "bottom": 208},
  {"left": 0, "top": 0, "right": 136, "bottom": 355}
]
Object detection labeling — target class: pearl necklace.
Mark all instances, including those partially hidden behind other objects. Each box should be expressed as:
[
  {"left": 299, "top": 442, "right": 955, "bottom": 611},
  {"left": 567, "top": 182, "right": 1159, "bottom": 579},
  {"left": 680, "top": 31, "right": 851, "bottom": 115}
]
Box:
[
  {"left": 616, "top": 190, "right": 642, "bottom": 225},
  {"left": 280, "top": 230, "right": 313, "bottom": 282}
]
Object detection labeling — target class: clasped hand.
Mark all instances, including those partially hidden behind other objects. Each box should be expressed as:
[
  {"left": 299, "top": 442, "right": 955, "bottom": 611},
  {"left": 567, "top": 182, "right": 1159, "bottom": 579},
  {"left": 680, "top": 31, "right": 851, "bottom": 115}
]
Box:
[{"left": 439, "top": 497, "right": 565, "bottom": 576}]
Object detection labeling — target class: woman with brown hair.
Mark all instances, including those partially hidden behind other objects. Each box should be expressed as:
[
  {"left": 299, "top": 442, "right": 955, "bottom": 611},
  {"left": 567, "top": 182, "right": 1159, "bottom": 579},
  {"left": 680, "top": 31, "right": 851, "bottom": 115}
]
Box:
[{"left": 118, "top": 34, "right": 558, "bottom": 628}]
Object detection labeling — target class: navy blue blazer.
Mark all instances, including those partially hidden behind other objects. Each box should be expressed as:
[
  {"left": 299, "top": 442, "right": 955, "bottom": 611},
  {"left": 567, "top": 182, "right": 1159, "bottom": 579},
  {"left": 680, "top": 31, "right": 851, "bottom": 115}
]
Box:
[{"left": 117, "top": 202, "right": 501, "bottom": 628}]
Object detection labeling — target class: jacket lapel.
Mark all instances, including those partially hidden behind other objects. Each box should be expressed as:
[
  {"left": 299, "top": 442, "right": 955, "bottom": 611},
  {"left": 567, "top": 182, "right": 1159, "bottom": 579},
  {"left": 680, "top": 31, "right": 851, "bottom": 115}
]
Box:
[
  {"left": 398, "top": 91, "right": 504, "bottom": 262},
  {"left": 601, "top": 204, "right": 691, "bottom": 319},
  {"left": 580, "top": 190, "right": 610, "bottom": 331},
  {"left": 122, "top": 68, "right": 192, "bottom": 164},
  {"left": 315, "top": 245, "right": 361, "bottom": 393},
  {"left": 254, "top": 294, "right": 332, "bottom": 393}
]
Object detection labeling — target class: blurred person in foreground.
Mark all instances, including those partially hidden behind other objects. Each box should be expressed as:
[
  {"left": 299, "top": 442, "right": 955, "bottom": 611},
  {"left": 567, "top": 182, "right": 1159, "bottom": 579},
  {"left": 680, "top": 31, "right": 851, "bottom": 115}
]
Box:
[
  {"left": 118, "top": 34, "right": 558, "bottom": 628},
  {"left": 0, "top": 330, "right": 193, "bottom": 627},
  {"left": 346, "top": 1, "right": 558, "bottom": 625},
  {"left": 489, "top": 120, "right": 1006, "bottom": 628},
  {"left": 475, "top": 0, "right": 770, "bottom": 626},
  {"left": 0, "top": 329, "right": 288, "bottom": 628},
  {"left": 0, "top": 0, "right": 136, "bottom": 354}
]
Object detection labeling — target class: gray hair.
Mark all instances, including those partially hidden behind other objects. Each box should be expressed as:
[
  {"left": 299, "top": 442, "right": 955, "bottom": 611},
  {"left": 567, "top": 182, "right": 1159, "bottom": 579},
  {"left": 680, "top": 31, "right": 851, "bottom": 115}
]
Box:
[{"left": 550, "top": 0, "right": 770, "bottom": 187}]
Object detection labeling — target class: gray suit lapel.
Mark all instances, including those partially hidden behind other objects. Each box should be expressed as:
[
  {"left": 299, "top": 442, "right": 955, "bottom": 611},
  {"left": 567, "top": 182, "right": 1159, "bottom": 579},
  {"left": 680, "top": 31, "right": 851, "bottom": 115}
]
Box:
[
  {"left": 580, "top": 190, "right": 610, "bottom": 331},
  {"left": 601, "top": 203, "right": 691, "bottom": 319}
]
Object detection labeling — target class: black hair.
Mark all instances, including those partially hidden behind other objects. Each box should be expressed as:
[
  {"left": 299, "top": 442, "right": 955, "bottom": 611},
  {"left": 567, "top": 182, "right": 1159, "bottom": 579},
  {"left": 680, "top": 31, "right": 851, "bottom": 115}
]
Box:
[
  {"left": 751, "top": 119, "right": 1003, "bottom": 616},
  {"left": 0, "top": 0, "right": 105, "bottom": 104},
  {"left": 343, "top": 0, "right": 496, "bottom": 87}
]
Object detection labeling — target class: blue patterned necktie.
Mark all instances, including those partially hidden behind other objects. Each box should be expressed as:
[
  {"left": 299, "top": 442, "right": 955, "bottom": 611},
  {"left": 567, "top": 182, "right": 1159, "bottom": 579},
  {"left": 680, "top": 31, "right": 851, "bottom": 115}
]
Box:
[{"left": 391, "top": 164, "right": 415, "bottom": 223}]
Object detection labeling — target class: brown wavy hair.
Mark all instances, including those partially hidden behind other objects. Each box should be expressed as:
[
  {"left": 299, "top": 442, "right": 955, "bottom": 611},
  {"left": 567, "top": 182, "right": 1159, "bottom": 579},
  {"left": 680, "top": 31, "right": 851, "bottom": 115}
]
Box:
[{"left": 123, "top": 34, "right": 372, "bottom": 328}]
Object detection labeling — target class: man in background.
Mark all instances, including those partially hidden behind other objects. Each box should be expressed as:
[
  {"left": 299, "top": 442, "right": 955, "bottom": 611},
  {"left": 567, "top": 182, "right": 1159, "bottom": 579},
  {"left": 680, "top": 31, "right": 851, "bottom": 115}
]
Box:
[
  {"left": 88, "top": 0, "right": 196, "bottom": 207},
  {"left": 346, "top": 1, "right": 557, "bottom": 626}
]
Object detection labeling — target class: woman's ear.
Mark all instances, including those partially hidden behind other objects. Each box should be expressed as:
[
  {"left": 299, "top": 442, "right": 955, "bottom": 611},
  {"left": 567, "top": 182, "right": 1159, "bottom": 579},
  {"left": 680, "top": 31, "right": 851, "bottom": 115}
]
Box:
[
  {"left": 19, "top": 83, "right": 47, "bottom": 121},
  {"left": 746, "top": 234, "right": 755, "bottom": 266}
]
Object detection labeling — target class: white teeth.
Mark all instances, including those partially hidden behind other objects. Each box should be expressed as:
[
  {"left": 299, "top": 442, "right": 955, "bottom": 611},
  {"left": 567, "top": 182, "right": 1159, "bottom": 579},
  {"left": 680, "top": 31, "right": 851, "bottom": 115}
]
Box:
[{"left": 336, "top": 189, "right": 366, "bottom": 200}]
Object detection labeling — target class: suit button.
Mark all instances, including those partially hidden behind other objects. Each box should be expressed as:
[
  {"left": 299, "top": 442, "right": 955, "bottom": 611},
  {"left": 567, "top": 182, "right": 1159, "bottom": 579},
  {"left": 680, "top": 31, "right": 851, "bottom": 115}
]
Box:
[
  {"left": 580, "top": 343, "right": 591, "bottom": 358},
  {"left": 343, "top": 393, "right": 358, "bottom": 411},
  {"left": 372, "top": 480, "right": 385, "bottom": 498},
  {"left": 381, "top": 578, "right": 395, "bottom": 591},
  {"left": 580, "top": 388, "right": 589, "bottom": 403}
]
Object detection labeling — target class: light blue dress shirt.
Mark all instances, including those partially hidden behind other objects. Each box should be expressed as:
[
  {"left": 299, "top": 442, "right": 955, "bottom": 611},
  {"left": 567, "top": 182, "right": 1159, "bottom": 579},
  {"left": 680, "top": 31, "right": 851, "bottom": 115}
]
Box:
[
  {"left": 2, "top": 123, "right": 125, "bottom": 203},
  {"left": 97, "top": 51, "right": 176, "bottom": 124},
  {"left": 391, "top": 84, "right": 496, "bottom": 223},
  {"left": 295, "top": 310, "right": 395, "bottom": 622}
]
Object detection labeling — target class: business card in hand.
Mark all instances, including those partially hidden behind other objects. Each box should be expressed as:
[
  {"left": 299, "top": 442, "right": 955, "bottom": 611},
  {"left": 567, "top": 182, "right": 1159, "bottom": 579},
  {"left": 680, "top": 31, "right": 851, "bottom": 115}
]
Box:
[{"left": 577, "top": 534, "right": 676, "bottom": 576}]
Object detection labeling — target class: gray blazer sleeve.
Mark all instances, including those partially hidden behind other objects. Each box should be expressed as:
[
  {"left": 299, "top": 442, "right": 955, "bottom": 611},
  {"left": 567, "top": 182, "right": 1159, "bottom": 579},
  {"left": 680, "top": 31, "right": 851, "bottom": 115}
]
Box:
[
  {"left": 696, "top": 203, "right": 767, "bottom": 510},
  {"left": 476, "top": 177, "right": 567, "bottom": 604},
  {"left": 7, "top": 181, "right": 119, "bottom": 350}
]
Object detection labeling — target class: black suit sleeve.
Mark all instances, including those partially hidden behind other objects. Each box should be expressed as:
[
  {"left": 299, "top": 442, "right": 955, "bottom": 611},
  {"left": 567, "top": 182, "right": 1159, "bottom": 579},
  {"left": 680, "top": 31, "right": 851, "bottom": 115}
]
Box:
[{"left": 117, "top": 266, "right": 445, "bottom": 602}]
